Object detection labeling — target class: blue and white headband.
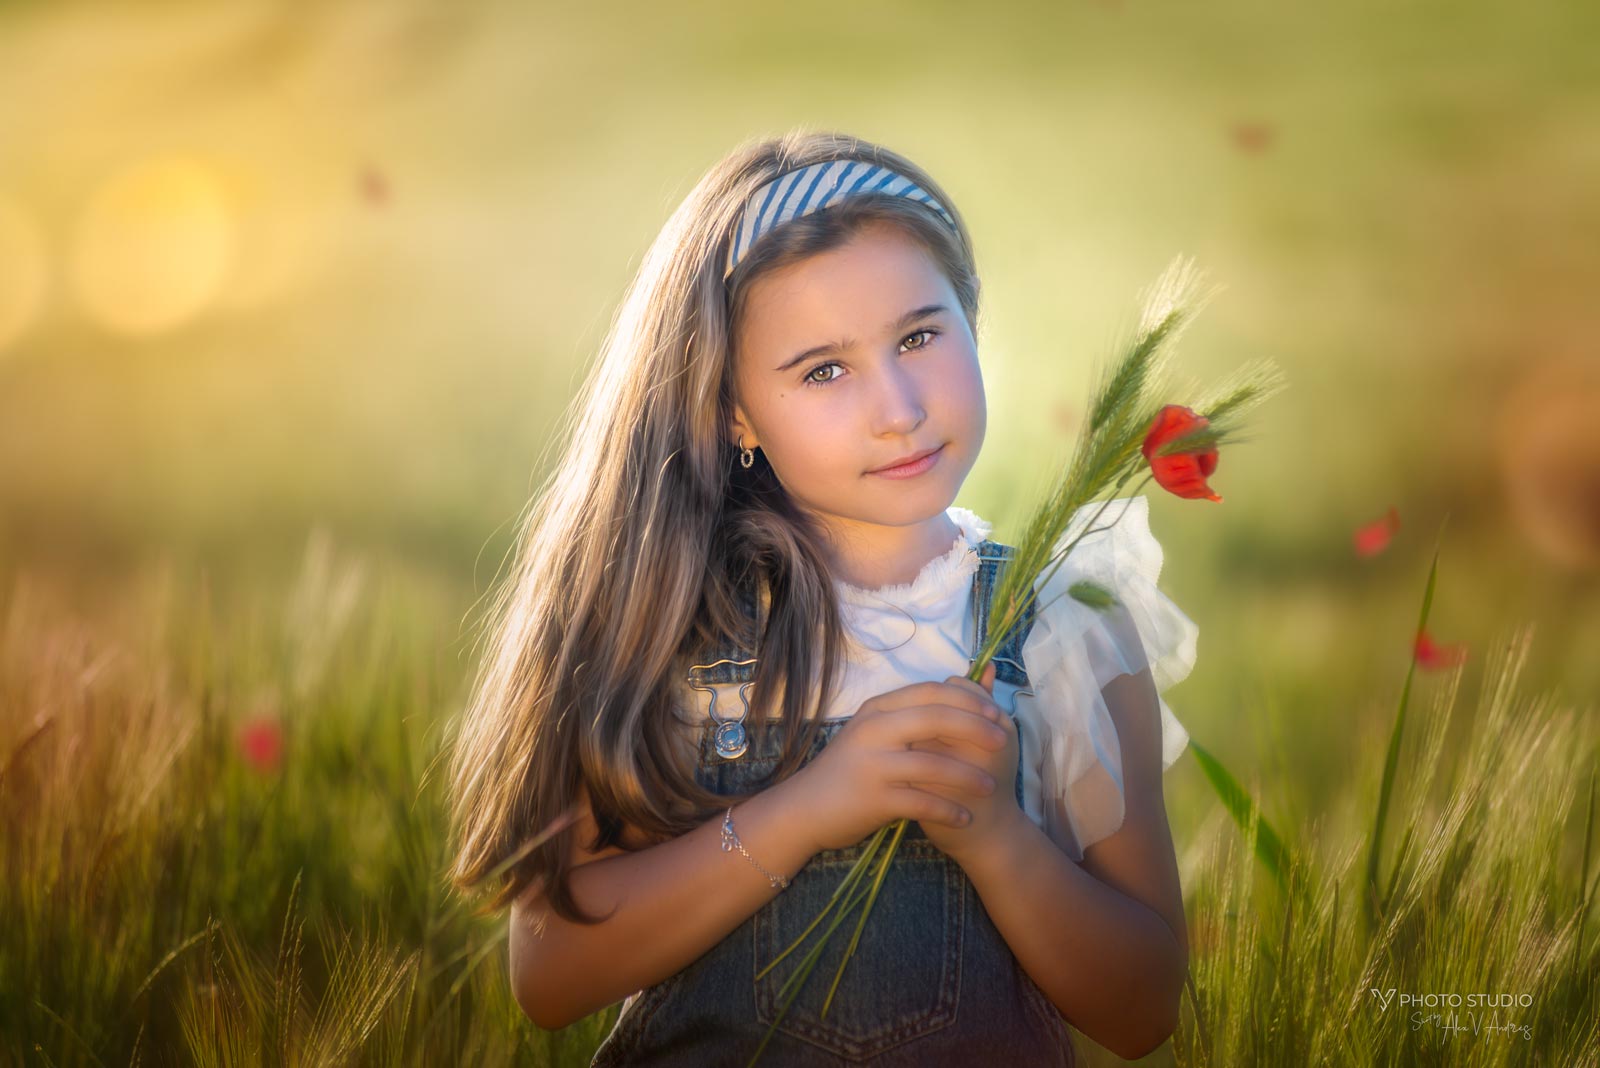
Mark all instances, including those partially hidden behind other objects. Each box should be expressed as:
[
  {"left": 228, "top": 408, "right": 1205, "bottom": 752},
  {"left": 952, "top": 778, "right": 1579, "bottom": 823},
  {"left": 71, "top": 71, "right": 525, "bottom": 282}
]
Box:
[{"left": 724, "top": 159, "right": 958, "bottom": 280}]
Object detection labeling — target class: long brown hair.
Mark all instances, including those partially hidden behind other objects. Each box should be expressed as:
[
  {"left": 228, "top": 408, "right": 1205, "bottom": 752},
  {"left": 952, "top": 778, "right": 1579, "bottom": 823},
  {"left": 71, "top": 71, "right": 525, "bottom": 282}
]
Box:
[{"left": 446, "top": 126, "right": 984, "bottom": 924}]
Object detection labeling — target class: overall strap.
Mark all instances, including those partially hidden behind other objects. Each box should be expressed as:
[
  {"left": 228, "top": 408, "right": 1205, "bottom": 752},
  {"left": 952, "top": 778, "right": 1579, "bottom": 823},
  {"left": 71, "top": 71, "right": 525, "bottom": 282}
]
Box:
[{"left": 970, "top": 539, "right": 1037, "bottom": 695}]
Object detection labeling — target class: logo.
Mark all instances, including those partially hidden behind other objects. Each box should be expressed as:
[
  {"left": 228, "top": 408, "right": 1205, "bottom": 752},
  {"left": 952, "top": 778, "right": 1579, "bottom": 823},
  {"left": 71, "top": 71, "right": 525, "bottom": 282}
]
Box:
[{"left": 1365, "top": 988, "right": 1533, "bottom": 1043}]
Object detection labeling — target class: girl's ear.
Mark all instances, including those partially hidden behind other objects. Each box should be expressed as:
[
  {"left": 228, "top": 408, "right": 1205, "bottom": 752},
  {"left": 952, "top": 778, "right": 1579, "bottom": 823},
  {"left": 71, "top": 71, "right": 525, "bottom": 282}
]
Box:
[{"left": 728, "top": 404, "right": 756, "bottom": 451}]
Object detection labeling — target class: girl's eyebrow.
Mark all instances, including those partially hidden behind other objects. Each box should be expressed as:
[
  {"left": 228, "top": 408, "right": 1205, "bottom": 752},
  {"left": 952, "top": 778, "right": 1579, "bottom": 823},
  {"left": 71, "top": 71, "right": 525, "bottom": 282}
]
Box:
[{"left": 773, "top": 303, "right": 948, "bottom": 373}]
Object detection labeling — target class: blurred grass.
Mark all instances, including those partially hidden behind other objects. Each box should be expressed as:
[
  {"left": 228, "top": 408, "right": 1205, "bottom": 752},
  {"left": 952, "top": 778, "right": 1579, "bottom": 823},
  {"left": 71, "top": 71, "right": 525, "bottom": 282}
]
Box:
[
  {"left": 0, "top": 537, "right": 620, "bottom": 1066},
  {"left": 0, "top": 0, "right": 1598, "bottom": 1063}
]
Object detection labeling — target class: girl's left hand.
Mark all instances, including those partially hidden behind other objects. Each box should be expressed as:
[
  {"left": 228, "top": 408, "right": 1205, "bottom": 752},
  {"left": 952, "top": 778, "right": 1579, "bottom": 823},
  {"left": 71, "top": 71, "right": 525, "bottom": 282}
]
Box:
[{"left": 908, "top": 661, "right": 1023, "bottom": 865}]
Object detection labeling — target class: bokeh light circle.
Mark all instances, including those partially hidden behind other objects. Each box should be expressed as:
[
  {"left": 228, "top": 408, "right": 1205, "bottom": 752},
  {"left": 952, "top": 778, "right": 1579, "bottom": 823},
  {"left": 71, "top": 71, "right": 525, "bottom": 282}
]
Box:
[{"left": 71, "top": 155, "right": 234, "bottom": 335}]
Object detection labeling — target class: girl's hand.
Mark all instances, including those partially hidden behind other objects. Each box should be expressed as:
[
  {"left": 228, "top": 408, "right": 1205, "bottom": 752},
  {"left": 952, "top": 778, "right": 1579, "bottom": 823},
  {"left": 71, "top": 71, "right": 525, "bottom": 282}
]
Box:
[
  {"left": 906, "top": 662, "right": 1024, "bottom": 865},
  {"left": 788, "top": 675, "right": 1012, "bottom": 854}
]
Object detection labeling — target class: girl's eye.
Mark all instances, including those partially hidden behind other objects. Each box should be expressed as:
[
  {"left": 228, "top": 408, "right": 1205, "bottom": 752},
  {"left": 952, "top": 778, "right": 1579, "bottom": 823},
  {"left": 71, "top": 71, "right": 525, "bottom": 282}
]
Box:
[
  {"left": 799, "top": 328, "right": 941, "bottom": 389},
  {"left": 803, "top": 361, "right": 843, "bottom": 387}
]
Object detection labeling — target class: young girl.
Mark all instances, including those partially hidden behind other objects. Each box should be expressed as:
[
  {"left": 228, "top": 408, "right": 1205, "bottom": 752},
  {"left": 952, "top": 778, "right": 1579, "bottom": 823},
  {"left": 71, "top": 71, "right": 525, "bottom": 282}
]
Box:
[{"left": 447, "top": 128, "right": 1198, "bottom": 1066}]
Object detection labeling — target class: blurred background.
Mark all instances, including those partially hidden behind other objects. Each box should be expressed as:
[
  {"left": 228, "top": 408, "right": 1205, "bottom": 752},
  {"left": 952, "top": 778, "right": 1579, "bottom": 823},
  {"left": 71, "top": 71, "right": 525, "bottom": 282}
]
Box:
[
  {"left": 2, "top": 0, "right": 1598, "bottom": 1062},
  {"left": 4, "top": 0, "right": 1597, "bottom": 771}
]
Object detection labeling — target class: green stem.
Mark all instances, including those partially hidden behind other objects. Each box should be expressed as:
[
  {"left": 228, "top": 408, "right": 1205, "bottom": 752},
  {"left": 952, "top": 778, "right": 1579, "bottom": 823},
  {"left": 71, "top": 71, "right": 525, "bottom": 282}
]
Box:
[
  {"left": 1365, "top": 536, "right": 1442, "bottom": 925},
  {"left": 746, "top": 841, "right": 899, "bottom": 1068},
  {"left": 821, "top": 817, "right": 909, "bottom": 1018},
  {"left": 755, "top": 823, "right": 890, "bottom": 984}
]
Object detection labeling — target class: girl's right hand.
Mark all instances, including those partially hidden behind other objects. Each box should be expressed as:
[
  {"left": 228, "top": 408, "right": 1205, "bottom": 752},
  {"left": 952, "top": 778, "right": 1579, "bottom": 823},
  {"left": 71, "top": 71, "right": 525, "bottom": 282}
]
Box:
[{"left": 787, "top": 676, "right": 1012, "bottom": 854}]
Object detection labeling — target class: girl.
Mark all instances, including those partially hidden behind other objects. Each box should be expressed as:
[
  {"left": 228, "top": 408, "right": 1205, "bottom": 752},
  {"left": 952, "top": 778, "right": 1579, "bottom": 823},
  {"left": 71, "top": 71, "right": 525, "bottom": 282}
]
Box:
[{"left": 447, "top": 128, "right": 1197, "bottom": 1066}]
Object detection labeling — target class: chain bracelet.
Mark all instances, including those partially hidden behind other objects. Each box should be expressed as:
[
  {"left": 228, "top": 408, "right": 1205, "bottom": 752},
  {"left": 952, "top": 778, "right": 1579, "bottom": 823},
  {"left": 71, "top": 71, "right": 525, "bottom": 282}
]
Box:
[{"left": 720, "top": 805, "right": 791, "bottom": 890}]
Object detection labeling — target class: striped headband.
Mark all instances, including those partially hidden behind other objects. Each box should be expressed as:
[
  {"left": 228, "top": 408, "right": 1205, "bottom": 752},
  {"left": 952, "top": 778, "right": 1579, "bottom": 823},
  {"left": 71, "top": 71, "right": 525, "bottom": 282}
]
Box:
[{"left": 724, "top": 160, "right": 958, "bottom": 280}]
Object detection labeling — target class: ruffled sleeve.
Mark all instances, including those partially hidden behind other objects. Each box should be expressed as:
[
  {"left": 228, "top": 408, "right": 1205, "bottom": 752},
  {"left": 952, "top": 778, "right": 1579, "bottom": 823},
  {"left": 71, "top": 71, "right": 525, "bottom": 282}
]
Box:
[{"left": 1012, "top": 494, "right": 1198, "bottom": 862}]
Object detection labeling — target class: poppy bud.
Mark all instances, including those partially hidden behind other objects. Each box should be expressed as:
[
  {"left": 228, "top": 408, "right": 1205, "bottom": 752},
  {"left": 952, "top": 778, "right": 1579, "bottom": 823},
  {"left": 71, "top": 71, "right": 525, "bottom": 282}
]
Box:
[{"left": 1068, "top": 579, "right": 1119, "bottom": 610}]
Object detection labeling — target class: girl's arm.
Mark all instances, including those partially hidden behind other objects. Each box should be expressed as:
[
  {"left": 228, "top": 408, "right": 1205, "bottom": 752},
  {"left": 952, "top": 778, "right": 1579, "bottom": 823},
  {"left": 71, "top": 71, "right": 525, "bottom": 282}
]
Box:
[
  {"left": 955, "top": 665, "right": 1189, "bottom": 1061},
  {"left": 510, "top": 776, "right": 819, "bottom": 1031}
]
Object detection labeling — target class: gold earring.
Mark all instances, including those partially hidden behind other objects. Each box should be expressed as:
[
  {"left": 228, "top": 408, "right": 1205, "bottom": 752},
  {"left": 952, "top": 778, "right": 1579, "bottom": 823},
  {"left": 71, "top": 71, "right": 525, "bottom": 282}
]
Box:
[{"left": 737, "top": 435, "right": 755, "bottom": 469}]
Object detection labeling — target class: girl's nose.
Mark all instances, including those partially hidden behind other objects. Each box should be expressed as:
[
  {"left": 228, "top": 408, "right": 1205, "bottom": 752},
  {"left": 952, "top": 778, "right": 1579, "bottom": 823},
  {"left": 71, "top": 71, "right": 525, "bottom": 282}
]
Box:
[{"left": 870, "top": 364, "right": 927, "bottom": 436}]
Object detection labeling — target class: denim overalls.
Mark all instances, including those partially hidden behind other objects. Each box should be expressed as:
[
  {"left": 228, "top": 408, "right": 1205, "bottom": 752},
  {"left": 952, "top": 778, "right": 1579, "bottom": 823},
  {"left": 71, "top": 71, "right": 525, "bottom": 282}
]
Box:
[{"left": 589, "top": 539, "right": 1078, "bottom": 1067}]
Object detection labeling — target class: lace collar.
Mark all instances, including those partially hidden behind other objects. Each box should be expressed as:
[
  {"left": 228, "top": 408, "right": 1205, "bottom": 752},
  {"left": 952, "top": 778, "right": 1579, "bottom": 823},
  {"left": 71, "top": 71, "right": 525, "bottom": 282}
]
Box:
[{"left": 833, "top": 506, "right": 993, "bottom": 617}]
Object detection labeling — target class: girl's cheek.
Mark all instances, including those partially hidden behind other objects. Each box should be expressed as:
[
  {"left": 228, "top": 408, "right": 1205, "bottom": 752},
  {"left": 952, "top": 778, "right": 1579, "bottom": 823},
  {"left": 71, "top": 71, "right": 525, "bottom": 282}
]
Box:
[{"left": 957, "top": 372, "right": 985, "bottom": 415}]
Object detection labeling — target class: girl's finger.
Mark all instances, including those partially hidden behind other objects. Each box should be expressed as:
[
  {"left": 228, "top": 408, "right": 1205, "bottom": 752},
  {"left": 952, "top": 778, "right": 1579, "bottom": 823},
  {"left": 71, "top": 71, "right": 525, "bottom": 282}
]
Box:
[
  {"left": 873, "top": 680, "right": 1001, "bottom": 722},
  {"left": 943, "top": 664, "right": 997, "bottom": 703}
]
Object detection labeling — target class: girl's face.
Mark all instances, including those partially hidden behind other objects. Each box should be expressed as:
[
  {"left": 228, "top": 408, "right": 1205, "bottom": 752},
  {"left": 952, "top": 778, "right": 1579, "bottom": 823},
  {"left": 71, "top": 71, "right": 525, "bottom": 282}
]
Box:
[{"left": 729, "top": 222, "right": 986, "bottom": 539}]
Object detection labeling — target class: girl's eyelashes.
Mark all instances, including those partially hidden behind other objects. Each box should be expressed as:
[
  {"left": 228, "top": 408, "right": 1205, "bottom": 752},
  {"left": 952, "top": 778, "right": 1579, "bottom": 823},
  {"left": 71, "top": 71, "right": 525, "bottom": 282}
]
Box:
[{"left": 800, "top": 327, "right": 942, "bottom": 389}]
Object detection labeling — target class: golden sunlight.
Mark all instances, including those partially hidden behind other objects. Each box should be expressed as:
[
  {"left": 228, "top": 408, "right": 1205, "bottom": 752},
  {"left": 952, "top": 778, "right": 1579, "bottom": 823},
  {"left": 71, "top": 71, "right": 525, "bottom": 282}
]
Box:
[
  {"left": 69, "top": 155, "right": 234, "bottom": 336},
  {"left": 0, "top": 191, "right": 47, "bottom": 355}
]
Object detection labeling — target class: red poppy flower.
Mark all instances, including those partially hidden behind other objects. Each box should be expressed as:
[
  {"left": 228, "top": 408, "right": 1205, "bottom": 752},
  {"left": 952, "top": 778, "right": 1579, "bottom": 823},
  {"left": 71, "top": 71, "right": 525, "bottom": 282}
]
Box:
[
  {"left": 1354, "top": 506, "right": 1401, "bottom": 557},
  {"left": 1414, "top": 629, "right": 1467, "bottom": 671},
  {"left": 237, "top": 717, "right": 284, "bottom": 773},
  {"left": 1142, "top": 404, "right": 1223, "bottom": 502}
]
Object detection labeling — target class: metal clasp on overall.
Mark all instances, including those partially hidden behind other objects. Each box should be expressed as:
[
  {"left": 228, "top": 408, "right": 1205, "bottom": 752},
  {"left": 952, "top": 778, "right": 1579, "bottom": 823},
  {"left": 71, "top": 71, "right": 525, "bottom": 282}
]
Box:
[{"left": 685, "top": 657, "right": 758, "bottom": 759}]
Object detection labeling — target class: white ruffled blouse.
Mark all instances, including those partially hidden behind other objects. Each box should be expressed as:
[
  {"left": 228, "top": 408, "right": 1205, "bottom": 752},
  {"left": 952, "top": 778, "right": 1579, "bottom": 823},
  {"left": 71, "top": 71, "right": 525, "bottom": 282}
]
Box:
[{"left": 678, "top": 496, "right": 1197, "bottom": 862}]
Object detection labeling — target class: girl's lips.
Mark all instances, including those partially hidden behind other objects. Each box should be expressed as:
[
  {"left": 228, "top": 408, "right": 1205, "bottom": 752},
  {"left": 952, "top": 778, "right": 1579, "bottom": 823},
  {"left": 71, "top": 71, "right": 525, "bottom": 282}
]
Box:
[{"left": 868, "top": 444, "right": 945, "bottom": 479}]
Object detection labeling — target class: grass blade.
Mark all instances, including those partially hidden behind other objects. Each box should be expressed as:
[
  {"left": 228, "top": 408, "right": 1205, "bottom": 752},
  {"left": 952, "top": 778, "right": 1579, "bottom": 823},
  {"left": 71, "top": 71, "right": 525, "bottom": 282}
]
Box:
[
  {"left": 1187, "top": 736, "right": 1295, "bottom": 895},
  {"left": 1365, "top": 534, "right": 1443, "bottom": 921}
]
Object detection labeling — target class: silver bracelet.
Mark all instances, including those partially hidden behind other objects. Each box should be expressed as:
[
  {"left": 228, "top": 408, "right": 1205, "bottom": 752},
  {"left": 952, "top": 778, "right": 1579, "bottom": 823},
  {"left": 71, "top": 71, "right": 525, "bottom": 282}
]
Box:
[{"left": 720, "top": 805, "right": 790, "bottom": 890}]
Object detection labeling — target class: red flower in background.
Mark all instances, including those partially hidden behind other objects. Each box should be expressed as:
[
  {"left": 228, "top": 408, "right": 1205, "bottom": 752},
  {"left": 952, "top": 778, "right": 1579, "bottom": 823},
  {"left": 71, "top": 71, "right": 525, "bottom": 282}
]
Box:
[
  {"left": 1142, "top": 404, "right": 1223, "bottom": 502},
  {"left": 237, "top": 717, "right": 284, "bottom": 773},
  {"left": 1354, "top": 506, "right": 1401, "bottom": 557},
  {"left": 1229, "top": 120, "right": 1277, "bottom": 154},
  {"left": 1414, "top": 629, "right": 1468, "bottom": 671},
  {"left": 358, "top": 163, "right": 390, "bottom": 206}
]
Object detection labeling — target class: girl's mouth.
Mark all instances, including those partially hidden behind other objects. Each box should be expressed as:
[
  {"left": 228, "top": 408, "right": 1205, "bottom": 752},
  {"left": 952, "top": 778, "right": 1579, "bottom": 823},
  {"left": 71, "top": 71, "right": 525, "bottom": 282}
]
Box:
[{"left": 868, "top": 443, "right": 945, "bottom": 479}]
